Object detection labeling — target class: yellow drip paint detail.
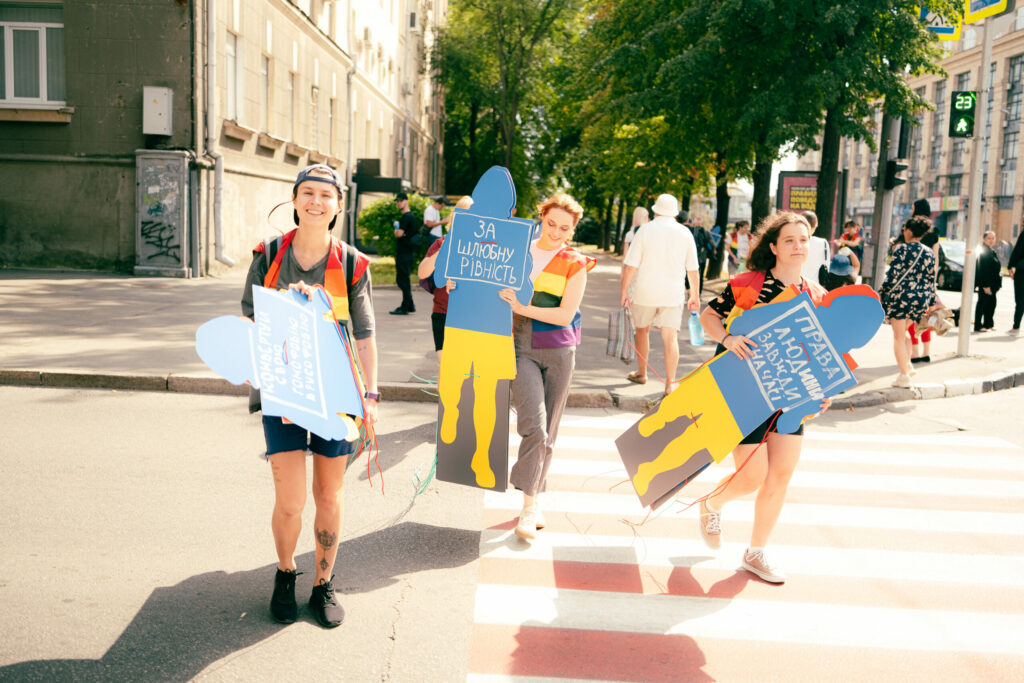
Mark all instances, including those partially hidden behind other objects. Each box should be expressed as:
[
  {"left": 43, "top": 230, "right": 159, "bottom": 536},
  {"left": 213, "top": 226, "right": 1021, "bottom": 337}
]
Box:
[
  {"left": 437, "top": 327, "right": 516, "bottom": 488},
  {"left": 633, "top": 366, "right": 744, "bottom": 496}
]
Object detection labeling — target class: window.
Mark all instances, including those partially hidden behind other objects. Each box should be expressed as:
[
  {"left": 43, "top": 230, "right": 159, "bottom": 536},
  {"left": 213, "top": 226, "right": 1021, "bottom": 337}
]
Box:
[
  {"left": 225, "top": 32, "right": 238, "bottom": 121},
  {"left": 1000, "top": 169, "right": 1016, "bottom": 196},
  {"left": 955, "top": 71, "right": 970, "bottom": 90},
  {"left": 1009, "top": 55, "right": 1024, "bottom": 86},
  {"left": 930, "top": 138, "right": 942, "bottom": 169},
  {"left": 1007, "top": 89, "right": 1022, "bottom": 122},
  {"left": 1003, "top": 131, "right": 1019, "bottom": 161},
  {"left": 951, "top": 140, "right": 965, "bottom": 167},
  {"left": 259, "top": 55, "right": 270, "bottom": 132},
  {"left": 933, "top": 81, "right": 946, "bottom": 134},
  {"left": 948, "top": 175, "right": 962, "bottom": 195},
  {"left": 0, "top": 3, "right": 64, "bottom": 107},
  {"left": 287, "top": 72, "right": 295, "bottom": 141}
]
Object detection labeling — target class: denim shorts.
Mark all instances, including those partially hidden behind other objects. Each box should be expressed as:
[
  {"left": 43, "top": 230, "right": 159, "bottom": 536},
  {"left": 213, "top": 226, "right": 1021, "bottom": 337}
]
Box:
[
  {"left": 739, "top": 410, "right": 803, "bottom": 444},
  {"left": 262, "top": 415, "right": 356, "bottom": 458}
]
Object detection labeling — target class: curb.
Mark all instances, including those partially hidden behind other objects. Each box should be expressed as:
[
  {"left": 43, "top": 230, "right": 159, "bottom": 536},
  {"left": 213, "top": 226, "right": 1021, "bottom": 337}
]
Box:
[{"left": 4, "top": 367, "right": 1023, "bottom": 410}]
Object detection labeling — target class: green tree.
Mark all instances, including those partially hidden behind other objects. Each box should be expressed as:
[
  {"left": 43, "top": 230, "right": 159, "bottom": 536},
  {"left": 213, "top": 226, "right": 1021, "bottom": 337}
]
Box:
[{"left": 433, "top": 0, "right": 582, "bottom": 208}]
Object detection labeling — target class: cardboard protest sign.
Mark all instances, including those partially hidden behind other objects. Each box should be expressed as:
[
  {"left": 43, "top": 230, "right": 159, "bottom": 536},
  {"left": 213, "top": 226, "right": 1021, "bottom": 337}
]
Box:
[
  {"left": 432, "top": 166, "right": 534, "bottom": 490},
  {"left": 616, "top": 284, "right": 883, "bottom": 509},
  {"left": 196, "top": 285, "right": 364, "bottom": 441}
]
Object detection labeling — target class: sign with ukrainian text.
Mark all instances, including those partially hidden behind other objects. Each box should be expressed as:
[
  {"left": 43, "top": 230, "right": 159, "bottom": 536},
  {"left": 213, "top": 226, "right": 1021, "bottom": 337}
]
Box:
[
  {"left": 615, "top": 285, "right": 883, "bottom": 509},
  {"left": 442, "top": 211, "right": 533, "bottom": 290},
  {"left": 195, "top": 285, "right": 364, "bottom": 442}
]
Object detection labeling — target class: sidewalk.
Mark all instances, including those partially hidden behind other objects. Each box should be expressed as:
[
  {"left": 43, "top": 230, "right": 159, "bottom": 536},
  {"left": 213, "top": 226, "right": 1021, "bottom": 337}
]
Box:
[{"left": 2, "top": 250, "right": 1021, "bottom": 411}]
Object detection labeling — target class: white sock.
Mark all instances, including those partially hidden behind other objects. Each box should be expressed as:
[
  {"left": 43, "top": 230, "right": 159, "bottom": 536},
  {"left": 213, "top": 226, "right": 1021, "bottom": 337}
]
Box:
[
  {"left": 747, "top": 546, "right": 765, "bottom": 555},
  {"left": 704, "top": 498, "right": 720, "bottom": 513}
]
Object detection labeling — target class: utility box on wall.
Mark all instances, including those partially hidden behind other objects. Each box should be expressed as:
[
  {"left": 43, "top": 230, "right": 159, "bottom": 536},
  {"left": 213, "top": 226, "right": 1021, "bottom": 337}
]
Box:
[
  {"left": 143, "top": 86, "right": 173, "bottom": 136},
  {"left": 135, "top": 150, "right": 190, "bottom": 277}
]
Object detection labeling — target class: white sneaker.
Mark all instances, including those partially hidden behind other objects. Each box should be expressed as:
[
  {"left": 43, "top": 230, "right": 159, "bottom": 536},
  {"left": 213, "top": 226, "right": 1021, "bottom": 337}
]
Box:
[
  {"left": 1009, "top": 328, "right": 1020, "bottom": 336},
  {"left": 891, "top": 373, "right": 911, "bottom": 388},
  {"left": 534, "top": 507, "right": 546, "bottom": 530},
  {"left": 515, "top": 506, "right": 539, "bottom": 540},
  {"left": 742, "top": 548, "right": 786, "bottom": 584}
]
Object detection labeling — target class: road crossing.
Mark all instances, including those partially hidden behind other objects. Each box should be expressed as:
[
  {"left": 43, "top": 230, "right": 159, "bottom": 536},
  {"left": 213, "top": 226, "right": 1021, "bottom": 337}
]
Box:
[{"left": 465, "top": 412, "right": 1024, "bottom": 682}]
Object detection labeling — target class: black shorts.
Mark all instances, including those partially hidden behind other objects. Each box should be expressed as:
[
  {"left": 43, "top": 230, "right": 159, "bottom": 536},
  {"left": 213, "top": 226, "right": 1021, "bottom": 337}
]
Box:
[
  {"left": 431, "top": 312, "right": 447, "bottom": 351},
  {"left": 740, "top": 410, "right": 803, "bottom": 444}
]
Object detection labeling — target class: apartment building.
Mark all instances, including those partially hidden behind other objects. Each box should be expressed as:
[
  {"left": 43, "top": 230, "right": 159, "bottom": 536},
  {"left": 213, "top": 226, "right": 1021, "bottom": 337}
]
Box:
[
  {"left": 796, "top": 10, "right": 1024, "bottom": 244},
  {"left": 0, "top": 0, "right": 446, "bottom": 276}
]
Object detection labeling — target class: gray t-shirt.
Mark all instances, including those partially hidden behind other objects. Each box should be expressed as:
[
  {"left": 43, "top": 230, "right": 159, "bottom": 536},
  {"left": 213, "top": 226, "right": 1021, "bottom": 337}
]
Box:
[{"left": 241, "top": 239, "right": 375, "bottom": 340}]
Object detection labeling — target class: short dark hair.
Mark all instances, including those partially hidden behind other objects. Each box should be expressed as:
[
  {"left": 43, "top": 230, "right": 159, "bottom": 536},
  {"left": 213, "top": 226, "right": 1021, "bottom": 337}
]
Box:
[
  {"left": 395, "top": 192, "right": 409, "bottom": 201},
  {"left": 903, "top": 215, "right": 932, "bottom": 238}
]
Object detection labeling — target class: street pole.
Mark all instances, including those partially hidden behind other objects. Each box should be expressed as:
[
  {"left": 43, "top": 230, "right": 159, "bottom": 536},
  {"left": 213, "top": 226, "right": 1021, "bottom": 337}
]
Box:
[
  {"left": 956, "top": 17, "right": 994, "bottom": 356},
  {"left": 868, "top": 114, "right": 899, "bottom": 289}
]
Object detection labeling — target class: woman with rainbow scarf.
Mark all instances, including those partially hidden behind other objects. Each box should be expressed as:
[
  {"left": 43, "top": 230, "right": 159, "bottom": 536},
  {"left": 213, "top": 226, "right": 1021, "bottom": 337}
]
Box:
[
  {"left": 498, "top": 193, "right": 596, "bottom": 541},
  {"left": 241, "top": 164, "right": 378, "bottom": 629}
]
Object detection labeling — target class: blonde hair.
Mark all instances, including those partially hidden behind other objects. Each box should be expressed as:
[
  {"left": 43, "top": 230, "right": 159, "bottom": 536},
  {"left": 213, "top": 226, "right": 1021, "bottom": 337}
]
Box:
[
  {"left": 631, "top": 206, "right": 650, "bottom": 228},
  {"left": 538, "top": 193, "right": 584, "bottom": 227},
  {"left": 455, "top": 195, "right": 473, "bottom": 209}
]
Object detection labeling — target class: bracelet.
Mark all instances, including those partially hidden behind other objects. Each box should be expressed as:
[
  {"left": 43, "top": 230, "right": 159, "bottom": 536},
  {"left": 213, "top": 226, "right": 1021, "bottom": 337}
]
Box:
[{"left": 722, "top": 334, "right": 732, "bottom": 345}]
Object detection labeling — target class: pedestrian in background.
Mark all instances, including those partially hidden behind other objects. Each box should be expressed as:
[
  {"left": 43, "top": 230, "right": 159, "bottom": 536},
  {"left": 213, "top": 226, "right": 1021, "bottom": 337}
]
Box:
[
  {"left": 390, "top": 192, "right": 418, "bottom": 315},
  {"left": 417, "top": 196, "right": 473, "bottom": 363},
  {"left": 1008, "top": 222, "right": 1024, "bottom": 335},
  {"left": 837, "top": 220, "right": 863, "bottom": 261},
  {"left": 697, "top": 211, "right": 831, "bottom": 584},
  {"left": 241, "top": 164, "right": 379, "bottom": 628},
  {"left": 621, "top": 194, "right": 701, "bottom": 396},
  {"left": 423, "top": 195, "right": 450, "bottom": 249},
  {"left": 622, "top": 206, "right": 649, "bottom": 259},
  {"left": 879, "top": 216, "right": 937, "bottom": 388},
  {"left": 974, "top": 231, "right": 1002, "bottom": 332},
  {"left": 799, "top": 210, "right": 831, "bottom": 285},
  {"left": 498, "top": 193, "right": 596, "bottom": 541},
  {"left": 687, "top": 214, "right": 712, "bottom": 293},
  {"left": 727, "top": 220, "right": 752, "bottom": 275}
]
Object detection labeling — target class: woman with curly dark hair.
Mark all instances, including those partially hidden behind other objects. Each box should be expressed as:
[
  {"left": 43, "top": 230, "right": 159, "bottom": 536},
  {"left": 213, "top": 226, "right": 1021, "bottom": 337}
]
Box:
[{"left": 696, "top": 212, "right": 831, "bottom": 584}]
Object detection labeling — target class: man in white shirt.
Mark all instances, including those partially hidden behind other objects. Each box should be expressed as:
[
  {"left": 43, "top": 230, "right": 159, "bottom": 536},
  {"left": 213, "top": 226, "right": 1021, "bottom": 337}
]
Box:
[
  {"left": 800, "top": 210, "right": 831, "bottom": 285},
  {"left": 621, "top": 193, "right": 701, "bottom": 396},
  {"left": 424, "top": 196, "right": 449, "bottom": 247}
]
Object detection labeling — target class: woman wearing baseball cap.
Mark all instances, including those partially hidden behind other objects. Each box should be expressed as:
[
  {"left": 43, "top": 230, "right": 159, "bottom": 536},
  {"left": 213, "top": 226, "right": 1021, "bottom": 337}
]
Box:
[{"left": 240, "top": 164, "right": 379, "bottom": 629}]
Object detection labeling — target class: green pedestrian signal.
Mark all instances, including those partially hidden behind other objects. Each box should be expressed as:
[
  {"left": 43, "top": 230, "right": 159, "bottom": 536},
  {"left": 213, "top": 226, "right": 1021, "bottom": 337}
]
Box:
[{"left": 948, "top": 90, "right": 976, "bottom": 138}]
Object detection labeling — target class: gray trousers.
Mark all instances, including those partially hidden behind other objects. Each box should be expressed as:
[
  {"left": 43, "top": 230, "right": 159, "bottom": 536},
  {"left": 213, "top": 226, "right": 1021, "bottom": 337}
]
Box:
[{"left": 509, "top": 316, "right": 576, "bottom": 497}]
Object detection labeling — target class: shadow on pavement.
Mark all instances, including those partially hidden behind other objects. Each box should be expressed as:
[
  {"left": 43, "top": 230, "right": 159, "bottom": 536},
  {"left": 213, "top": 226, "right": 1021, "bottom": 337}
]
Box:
[{"left": 0, "top": 521, "right": 479, "bottom": 683}]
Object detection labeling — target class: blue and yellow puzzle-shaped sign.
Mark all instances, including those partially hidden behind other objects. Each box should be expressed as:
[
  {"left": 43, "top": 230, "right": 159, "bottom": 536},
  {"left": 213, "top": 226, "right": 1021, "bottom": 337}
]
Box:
[
  {"left": 195, "top": 285, "right": 365, "bottom": 442},
  {"left": 616, "top": 284, "right": 884, "bottom": 509},
  {"left": 432, "top": 166, "right": 534, "bottom": 490}
]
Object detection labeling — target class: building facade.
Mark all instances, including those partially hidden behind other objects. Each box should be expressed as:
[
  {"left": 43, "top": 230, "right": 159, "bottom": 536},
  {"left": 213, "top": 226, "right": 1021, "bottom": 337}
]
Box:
[
  {"left": 796, "top": 11, "right": 1024, "bottom": 245},
  {"left": 0, "top": 0, "right": 446, "bottom": 276}
]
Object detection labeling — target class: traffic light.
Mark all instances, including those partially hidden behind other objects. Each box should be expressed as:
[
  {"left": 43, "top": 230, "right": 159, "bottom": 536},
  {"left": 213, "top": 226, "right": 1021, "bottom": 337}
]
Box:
[
  {"left": 949, "top": 90, "right": 976, "bottom": 138},
  {"left": 884, "top": 159, "right": 908, "bottom": 190}
]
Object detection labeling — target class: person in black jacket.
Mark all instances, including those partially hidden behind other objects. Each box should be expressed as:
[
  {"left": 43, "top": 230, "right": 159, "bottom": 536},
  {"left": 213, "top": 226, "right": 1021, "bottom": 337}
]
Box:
[
  {"left": 390, "top": 192, "right": 419, "bottom": 315},
  {"left": 973, "top": 231, "right": 1002, "bottom": 332},
  {"left": 1008, "top": 223, "right": 1024, "bottom": 334}
]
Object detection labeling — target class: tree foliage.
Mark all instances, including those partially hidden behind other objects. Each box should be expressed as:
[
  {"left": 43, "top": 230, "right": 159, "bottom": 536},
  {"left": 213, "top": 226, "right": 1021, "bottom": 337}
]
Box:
[{"left": 436, "top": 1, "right": 962, "bottom": 243}]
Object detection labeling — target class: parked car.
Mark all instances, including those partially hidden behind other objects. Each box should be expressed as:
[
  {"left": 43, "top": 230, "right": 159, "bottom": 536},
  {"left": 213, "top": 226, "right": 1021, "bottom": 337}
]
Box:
[{"left": 937, "top": 239, "right": 965, "bottom": 290}]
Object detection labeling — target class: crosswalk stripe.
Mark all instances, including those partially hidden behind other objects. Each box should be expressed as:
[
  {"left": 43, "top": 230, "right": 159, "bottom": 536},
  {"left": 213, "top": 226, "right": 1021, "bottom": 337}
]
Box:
[
  {"left": 483, "top": 490, "right": 1024, "bottom": 535},
  {"left": 478, "top": 530, "right": 1024, "bottom": 586},
  {"left": 468, "top": 417, "right": 1024, "bottom": 680},
  {"left": 525, "top": 457, "right": 1024, "bottom": 497},
  {"left": 473, "top": 584, "right": 1024, "bottom": 654}
]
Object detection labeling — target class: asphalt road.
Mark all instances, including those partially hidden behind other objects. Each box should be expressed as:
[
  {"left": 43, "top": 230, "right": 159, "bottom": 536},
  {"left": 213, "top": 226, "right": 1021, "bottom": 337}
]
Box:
[{"left": 1, "top": 386, "right": 1022, "bottom": 681}]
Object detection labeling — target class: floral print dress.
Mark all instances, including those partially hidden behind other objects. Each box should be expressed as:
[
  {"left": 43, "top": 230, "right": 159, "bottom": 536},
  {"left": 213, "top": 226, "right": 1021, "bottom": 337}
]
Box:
[{"left": 879, "top": 241, "right": 936, "bottom": 321}]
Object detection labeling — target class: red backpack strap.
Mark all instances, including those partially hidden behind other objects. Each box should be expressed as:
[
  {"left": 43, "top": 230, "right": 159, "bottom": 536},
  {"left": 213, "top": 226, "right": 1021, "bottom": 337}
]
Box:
[{"left": 262, "top": 229, "right": 297, "bottom": 289}]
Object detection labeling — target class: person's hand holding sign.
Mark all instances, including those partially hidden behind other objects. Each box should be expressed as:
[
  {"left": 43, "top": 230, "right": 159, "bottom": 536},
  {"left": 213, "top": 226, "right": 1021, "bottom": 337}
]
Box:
[{"left": 498, "top": 287, "right": 525, "bottom": 315}]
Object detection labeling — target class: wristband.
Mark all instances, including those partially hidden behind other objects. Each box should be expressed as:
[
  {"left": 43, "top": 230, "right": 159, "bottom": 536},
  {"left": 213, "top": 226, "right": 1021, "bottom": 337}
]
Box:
[
  {"left": 722, "top": 334, "right": 732, "bottom": 345},
  {"left": 364, "top": 391, "right": 381, "bottom": 401}
]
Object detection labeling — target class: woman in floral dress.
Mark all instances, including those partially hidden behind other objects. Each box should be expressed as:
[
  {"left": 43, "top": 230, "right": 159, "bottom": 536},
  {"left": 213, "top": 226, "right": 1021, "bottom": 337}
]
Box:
[{"left": 879, "top": 215, "right": 937, "bottom": 387}]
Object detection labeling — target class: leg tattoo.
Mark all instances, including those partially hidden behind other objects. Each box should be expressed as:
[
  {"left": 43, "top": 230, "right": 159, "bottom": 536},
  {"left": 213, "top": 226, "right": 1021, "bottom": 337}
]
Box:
[{"left": 316, "top": 528, "right": 337, "bottom": 550}]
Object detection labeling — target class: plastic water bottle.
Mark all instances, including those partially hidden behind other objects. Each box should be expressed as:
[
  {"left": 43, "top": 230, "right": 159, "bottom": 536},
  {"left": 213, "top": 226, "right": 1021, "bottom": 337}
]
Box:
[{"left": 688, "top": 311, "right": 704, "bottom": 346}]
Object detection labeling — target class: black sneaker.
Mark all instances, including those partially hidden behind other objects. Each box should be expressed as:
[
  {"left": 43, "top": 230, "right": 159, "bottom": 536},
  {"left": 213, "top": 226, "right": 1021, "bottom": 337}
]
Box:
[
  {"left": 389, "top": 307, "right": 408, "bottom": 315},
  {"left": 309, "top": 577, "right": 344, "bottom": 628},
  {"left": 270, "top": 568, "right": 301, "bottom": 623}
]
